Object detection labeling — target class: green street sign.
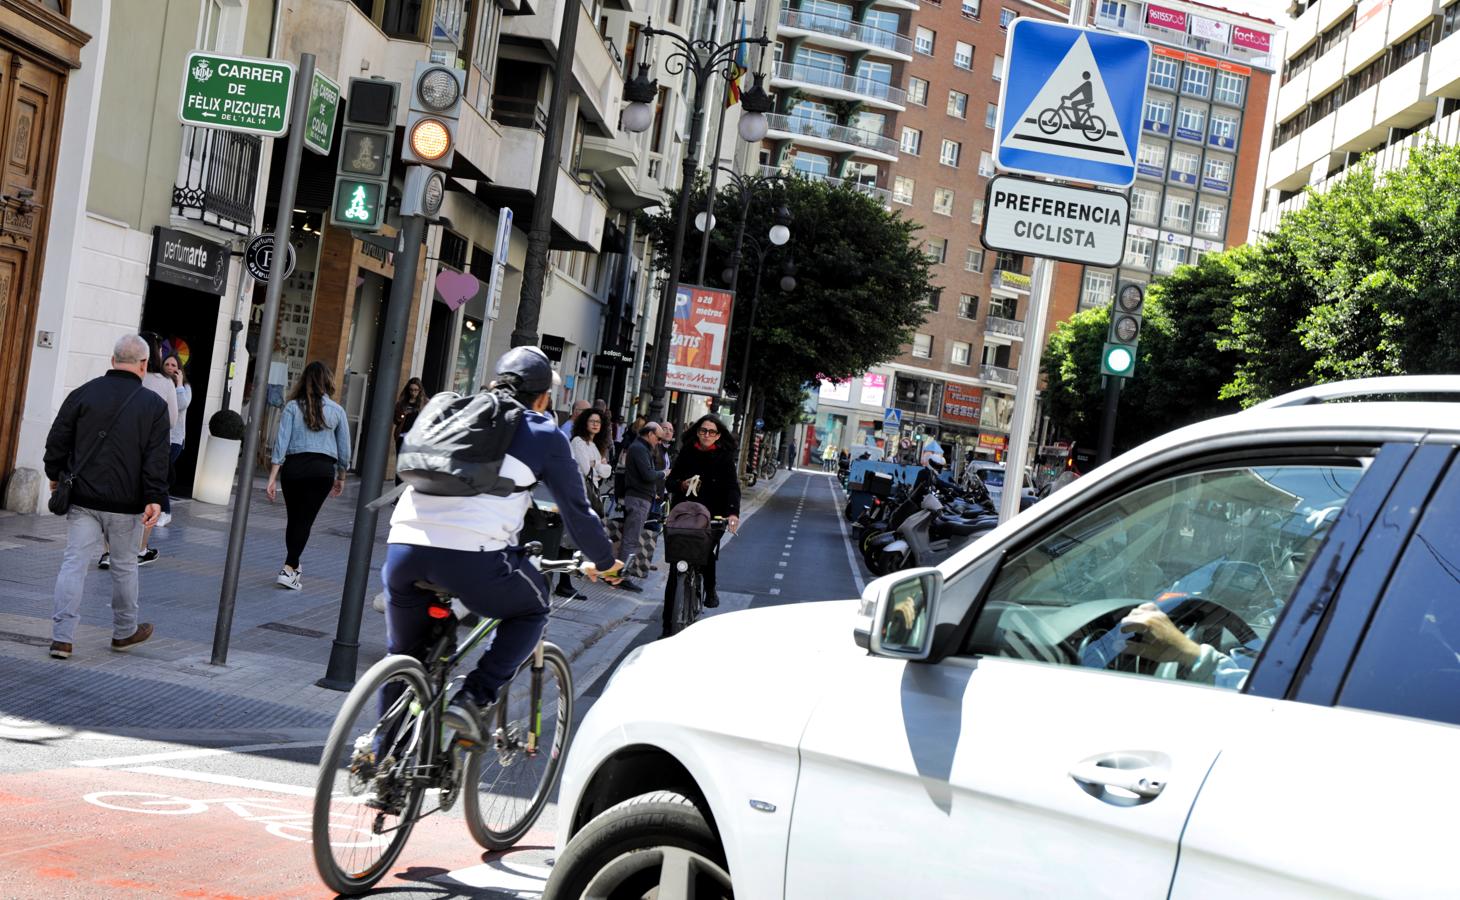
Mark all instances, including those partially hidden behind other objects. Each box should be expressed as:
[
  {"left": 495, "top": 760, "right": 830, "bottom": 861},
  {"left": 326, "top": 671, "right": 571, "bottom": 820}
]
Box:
[
  {"left": 304, "top": 70, "right": 341, "bottom": 156},
  {"left": 330, "top": 178, "right": 385, "bottom": 231},
  {"left": 179, "top": 52, "right": 294, "bottom": 137},
  {"left": 1101, "top": 342, "right": 1137, "bottom": 378}
]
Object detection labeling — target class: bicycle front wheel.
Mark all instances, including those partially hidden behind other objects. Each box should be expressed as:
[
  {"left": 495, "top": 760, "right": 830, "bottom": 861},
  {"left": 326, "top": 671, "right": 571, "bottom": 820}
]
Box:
[
  {"left": 313, "top": 654, "right": 435, "bottom": 896},
  {"left": 678, "top": 570, "right": 701, "bottom": 632},
  {"left": 464, "top": 641, "right": 574, "bottom": 850}
]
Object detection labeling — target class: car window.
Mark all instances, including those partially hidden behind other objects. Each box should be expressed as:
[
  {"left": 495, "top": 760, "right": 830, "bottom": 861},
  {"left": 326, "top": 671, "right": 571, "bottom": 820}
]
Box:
[
  {"left": 1337, "top": 457, "right": 1460, "bottom": 726},
  {"left": 963, "top": 462, "right": 1366, "bottom": 690},
  {"left": 980, "top": 468, "right": 1005, "bottom": 487}
]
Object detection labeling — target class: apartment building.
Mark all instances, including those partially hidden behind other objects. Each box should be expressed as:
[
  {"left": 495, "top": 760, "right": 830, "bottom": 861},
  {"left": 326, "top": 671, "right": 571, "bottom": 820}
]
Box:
[{"left": 1257, "top": 0, "right": 1460, "bottom": 234}]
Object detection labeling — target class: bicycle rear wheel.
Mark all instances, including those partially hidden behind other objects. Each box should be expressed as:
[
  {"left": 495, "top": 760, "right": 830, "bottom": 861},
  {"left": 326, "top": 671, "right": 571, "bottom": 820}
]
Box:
[
  {"left": 464, "top": 642, "right": 574, "bottom": 850},
  {"left": 313, "top": 654, "right": 435, "bottom": 895},
  {"left": 677, "top": 570, "right": 702, "bottom": 632}
]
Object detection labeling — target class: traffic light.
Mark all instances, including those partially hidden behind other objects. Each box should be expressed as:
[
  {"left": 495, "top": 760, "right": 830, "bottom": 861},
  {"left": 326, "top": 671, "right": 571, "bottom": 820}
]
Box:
[
  {"left": 331, "top": 77, "right": 399, "bottom": 232},
  {"left": 1101, "top": 342, "right": 1137, "bottom": 377},
  {"left": 400, "top": 166, "right": 447, "bottom": 220},
  {"left": 1102, "top": 282, "right": 1144, "bottom": 379},
  {"left": 402, "top": 62, "right": 465, "bottom": 168}
]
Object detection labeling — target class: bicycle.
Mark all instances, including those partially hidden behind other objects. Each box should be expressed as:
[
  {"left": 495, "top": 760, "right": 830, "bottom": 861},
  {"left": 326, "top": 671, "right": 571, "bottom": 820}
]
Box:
[
  {"left": 664, "top": 517, "right": 729, "bottom": 636},
  {"left": 1036, "top": 99, "right": 1107, "bottom": 142},
  {"left": 759, "top": 453, "right": 779, "bottom": 482},
  {"left": 311, "top": 543, "right": 589, "bottom": 895}
]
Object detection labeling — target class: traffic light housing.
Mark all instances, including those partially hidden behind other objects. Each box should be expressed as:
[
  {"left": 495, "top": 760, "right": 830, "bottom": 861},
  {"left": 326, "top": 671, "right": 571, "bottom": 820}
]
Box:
[
  {"left": 1102, "top": 282, "right": 1144, "bottom": 379},
  {"left": 400, "top": 166, "right": 447, "bottom": 220},
  {"left": 402, "top": 62, "right": 464, "bottom": 169},
  {"left": 331, "top": 77, "right": 399, "bottom": 232},
  {"left": 1101, "top": 342, "right": 1137, "bottom": 377}
]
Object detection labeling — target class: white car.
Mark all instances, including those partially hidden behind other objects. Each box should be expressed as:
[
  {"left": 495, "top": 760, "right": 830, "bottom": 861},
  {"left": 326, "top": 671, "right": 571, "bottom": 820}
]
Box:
[{"left": 544, "top": 377, "right": 1460, "bottom": 899}]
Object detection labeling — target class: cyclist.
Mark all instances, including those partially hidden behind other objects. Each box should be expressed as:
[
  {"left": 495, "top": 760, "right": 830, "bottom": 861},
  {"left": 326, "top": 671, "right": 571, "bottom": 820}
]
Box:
[
  {"left": 665, "top": 414, "right": 740, "bottom": 627},
  {"left": 1062, "top": 71, "right": 1095, "bottom": 123},
  {"left": 381, "top": 347, "right": 623, "bottom": 737}
]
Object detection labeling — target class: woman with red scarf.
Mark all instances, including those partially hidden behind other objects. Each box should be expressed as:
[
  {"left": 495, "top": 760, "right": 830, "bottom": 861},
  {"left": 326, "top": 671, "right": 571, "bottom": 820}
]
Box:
[{"left": 667, "top": 414, "right": 741, "bottom": 615}]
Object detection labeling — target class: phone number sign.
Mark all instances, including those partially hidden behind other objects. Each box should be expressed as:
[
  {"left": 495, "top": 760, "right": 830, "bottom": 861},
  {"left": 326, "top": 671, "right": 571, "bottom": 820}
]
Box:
[{"left": 179, "top": 52, "right": 295, "bottom": 137}]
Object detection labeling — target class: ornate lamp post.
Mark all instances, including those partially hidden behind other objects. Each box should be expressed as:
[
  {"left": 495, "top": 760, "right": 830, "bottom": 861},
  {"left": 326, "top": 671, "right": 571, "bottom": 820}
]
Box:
[
  {"left": 619, "top": 3, "right": 770, "bottom": 422},
  {"left": 727, "top": 233, "right": 796, "bottom": 470}
]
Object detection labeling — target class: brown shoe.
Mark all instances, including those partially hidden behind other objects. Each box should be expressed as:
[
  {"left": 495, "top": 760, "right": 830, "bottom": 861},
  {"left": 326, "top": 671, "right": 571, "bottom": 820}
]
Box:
[
  {"left": 49, "top": 641, "right": 72, "bottom": 659},
  {"left": 111, "top": 623, "right": 154, "bottom": 651}
]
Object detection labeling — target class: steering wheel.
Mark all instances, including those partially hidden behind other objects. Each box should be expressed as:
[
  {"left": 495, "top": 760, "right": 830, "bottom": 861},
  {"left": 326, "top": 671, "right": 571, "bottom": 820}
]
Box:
[{"left": 1077, "top": 598, "right": 1259, "bottom": 678}]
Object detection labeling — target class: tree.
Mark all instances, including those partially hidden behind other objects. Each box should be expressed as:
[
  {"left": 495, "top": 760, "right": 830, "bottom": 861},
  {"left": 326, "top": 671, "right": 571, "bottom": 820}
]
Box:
[{"left": 640, "top": 175, "right": 933, "bottom": 427}]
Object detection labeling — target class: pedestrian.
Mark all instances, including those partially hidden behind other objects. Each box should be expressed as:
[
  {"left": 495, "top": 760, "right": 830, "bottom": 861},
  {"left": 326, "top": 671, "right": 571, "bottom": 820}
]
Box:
[
  {"left": 128, "top": 333, "right": 178, "bottom": 566},
  {"left": 665, "top": 414, "right": 740, "bottom": 622},
  {"left": 612, "top": 422, "right": 663, "bottom": 593},
  {"left": 161, "top": 351, "right": 190, "bottom": 527},
  {"left": 43, "top": 333, "right": 169, "bottom": 659},
  {"left": 560, "top": 399, "right": 590, "bottom": 439},
  {"left": 557, "top": 407, "right": 613, "bottom": 599},
  {"left": 266, "top": 361, "right": 352, "bottom": 591},
  {"left": 393, "top": 377, "right": 428, "bottom": 485},
  {"left": 821, "top": 440, "right": 838, "bottom": 472}
]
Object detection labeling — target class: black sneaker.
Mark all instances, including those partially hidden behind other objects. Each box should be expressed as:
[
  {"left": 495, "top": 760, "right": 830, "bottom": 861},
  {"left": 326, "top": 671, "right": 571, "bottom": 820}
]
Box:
[
  {"left": 703, "top": 590, "right": 720, "bottom": 609},
  {"left": 613, "top": 580, "right": 644, "bottom": 593},
  {"left": 97, "top": 552, "right": 110, "bottom": 570},
  {"left": 137, "top": 548, "right": 159, "bottom": 566}
]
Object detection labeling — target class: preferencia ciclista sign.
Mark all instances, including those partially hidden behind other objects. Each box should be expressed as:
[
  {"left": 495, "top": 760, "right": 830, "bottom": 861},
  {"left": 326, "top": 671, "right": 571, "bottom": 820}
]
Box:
[{"left": 981, "top": 175, "right": 1129, "bottom": 267}]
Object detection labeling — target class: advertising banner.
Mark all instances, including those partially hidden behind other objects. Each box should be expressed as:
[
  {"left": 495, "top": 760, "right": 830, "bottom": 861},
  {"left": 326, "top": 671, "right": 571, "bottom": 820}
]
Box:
[
  {"left": 1191, "top": 15, "right": 1230, "bottom": 43},
  {"left": 941, "top": 383, "right": 984, "bottom": 426},
  {"left": 818, "top": 378, "right": 853, "bottom": 402},
  {"left": 1145, "top": 4, "right": 1187, "bottom": 31},
  {"left": 1231, "top": 25, "right": 1272, "bottom": 51},
  {"left": 667, "top": 284, "right": 734, "bottom": 395},
  {"left": 861, "top": 372, "right": 887, "bottom": 408},
  {"left": 978, "top": 433, "right": 1008, "bottom": 451}
]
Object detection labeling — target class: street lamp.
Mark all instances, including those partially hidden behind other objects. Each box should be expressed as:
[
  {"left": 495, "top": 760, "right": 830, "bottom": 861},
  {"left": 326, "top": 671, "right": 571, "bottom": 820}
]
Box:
[
  {"left": 619, "top": 5, "right": 770, "bottom": 422},
  {"left": 732, "top": 234, "right": 796, "bottom": 463}
]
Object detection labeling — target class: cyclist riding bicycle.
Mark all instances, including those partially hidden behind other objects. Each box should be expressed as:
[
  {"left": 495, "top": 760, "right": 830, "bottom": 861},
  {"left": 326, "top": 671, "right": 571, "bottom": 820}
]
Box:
[
  {"left": 382, "top": 347, "right": 623, "bottom": 736},
  {"left": 1062, "top": 71, "right": 1095, "bottom": 122},
  {"left": 664, "top": 414, "right": 740, "bottom": 631}
]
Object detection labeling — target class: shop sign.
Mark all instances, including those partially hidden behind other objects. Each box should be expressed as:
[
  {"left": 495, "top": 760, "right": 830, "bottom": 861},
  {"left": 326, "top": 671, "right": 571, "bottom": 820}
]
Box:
[
  {"left": 1144, "top": 4, "right": 1186, "bottom": 31},
  {"left": 978, "top": 433, "right": 1008, "bottom": 451},
  {"left": 1143, "top": 117, "right": 1170, "bottom": 137},
  {"left": 244, "top": 232, "right": 296, "bottom": 283},
  {"left": 667, "top": 284, "right": 734, "bottom": 396},
  {"left": 594, "top": 349, "right": 634, "bottom": 369},
  {"left": 1231, "top": 25, "right": 1272, "bottom": 51},
  {"left": 941, "top": 383, "right": 984, "bottom": 426},
  {"left": 1137, "top": 159, "right": 1165, "bottom": 179},
  {"left": 1152, "top": 44, "right": 1251, "bottom": 77},
  {"left": 1190, "top": 15, "right": 1230, "bottom": 43},
  {"left": 818, "top": 378, "right": 853, "bottom": 403},
  {"left": 1169, "top": 166, "right": 1198, "bottom": 187},
  {"left": 1208, "top": 130, "right": 1236, "bottom": 151},
  {"left": 861, "top": 372, "right": 887, "bottom": 408},
  {"left": 539, "top": 334, "right": 566, "bottom": 362},
  {"left": 149, "top": 226, "right": 228, "bottom": 295}
]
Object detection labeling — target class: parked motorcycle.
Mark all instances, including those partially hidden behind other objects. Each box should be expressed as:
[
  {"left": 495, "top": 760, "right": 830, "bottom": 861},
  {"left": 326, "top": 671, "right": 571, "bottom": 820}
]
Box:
[{"left": 863, "top": 481, "right": 998, "bottom": 575}]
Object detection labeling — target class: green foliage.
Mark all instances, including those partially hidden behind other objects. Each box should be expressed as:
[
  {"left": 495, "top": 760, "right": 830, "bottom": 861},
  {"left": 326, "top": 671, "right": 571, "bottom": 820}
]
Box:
[{"left": 641, "top": 175, "right": 933, "bottom": 428}]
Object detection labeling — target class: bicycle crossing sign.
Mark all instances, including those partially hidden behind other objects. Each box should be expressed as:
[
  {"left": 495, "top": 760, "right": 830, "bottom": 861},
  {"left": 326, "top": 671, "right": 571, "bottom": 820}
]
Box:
[{"left": 994, "top": 20, "right": 1150, "bottom": 188}]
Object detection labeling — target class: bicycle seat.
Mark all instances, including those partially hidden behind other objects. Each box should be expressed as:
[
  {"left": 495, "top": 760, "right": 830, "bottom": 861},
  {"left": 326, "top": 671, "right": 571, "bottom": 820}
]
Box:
[{"left": 413, "top": 580, "right": 454, "bottom": 599}]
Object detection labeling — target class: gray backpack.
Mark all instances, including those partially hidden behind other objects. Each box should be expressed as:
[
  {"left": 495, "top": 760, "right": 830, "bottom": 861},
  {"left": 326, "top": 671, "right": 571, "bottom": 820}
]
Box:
[{"left": 395, "top": 389, "right": 530, "bottom": 496}]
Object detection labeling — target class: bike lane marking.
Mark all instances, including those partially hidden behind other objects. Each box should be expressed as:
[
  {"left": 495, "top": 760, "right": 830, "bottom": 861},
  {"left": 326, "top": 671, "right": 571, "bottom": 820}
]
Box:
[{"left": 75, "top": 740, "right": 324, "bottom": 768}]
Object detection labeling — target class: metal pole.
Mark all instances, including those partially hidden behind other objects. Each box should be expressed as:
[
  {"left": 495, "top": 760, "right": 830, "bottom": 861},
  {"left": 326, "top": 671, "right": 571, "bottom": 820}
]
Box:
[
  {"left": 319, "top": 205, "right": 428, "bottom": 690},
  {"left": 211, "top": 53, "right": 315, "bottom": 666},
  {"left": 998, "top": 256, "right": 1052, "bottom": 524},
  {"left": 510, "top": 0, "right": 583, "bottom": 348},
  {"left": 1096, "top": 375, "right": 1121, "bottom": 465},
  {"left": 694, "top": 80, "right": 736, "bottom": 286},
  {"left": 734, "top": 247, "right": 765, "bottom": 471}
]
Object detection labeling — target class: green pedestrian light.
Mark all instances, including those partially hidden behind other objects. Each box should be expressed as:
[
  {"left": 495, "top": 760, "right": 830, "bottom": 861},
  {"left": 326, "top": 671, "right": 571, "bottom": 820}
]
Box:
[
  {"left": 1101, "top": 342, "right": 1137, "bottom": 378},
  {"left": 332, "top": 178, "right": 383, "bottom": 230}
]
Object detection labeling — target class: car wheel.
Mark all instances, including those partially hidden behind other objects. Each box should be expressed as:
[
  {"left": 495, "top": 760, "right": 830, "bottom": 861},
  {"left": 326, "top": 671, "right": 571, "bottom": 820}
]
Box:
[{"left": 543, "top": 791, "right": 731, "bottom": 900}]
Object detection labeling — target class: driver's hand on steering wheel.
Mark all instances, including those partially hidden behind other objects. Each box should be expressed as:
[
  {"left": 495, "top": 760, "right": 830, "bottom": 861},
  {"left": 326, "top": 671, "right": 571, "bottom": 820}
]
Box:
[{"left": 1120, "top": 603, "right": 1203, "bottom": 666}]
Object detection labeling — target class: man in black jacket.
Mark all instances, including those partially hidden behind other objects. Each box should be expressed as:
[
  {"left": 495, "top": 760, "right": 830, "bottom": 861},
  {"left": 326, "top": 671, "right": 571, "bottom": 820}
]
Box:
[
  {"left": 43, "top": 333, "right": 170, "bottom": 660},
  {"left": 612, "top": 422, "right": 663, "bottom": 593}
]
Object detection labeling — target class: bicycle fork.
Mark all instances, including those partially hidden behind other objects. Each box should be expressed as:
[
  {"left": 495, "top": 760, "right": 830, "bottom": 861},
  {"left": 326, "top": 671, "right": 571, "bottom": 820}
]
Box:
[{"left": 526, "top": 642, "right": 544, "bottom": 756}]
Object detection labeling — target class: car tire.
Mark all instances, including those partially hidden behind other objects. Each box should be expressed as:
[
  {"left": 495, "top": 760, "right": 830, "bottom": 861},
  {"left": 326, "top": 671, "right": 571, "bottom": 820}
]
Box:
[{"left": 543, "top": 791, "right": 731, "bottom": 900}]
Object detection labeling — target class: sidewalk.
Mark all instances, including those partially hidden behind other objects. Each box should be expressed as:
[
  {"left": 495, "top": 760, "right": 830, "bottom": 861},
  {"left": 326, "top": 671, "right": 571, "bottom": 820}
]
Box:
[{"left": 0, "top": 471, "right": 787, "bottom": 739}]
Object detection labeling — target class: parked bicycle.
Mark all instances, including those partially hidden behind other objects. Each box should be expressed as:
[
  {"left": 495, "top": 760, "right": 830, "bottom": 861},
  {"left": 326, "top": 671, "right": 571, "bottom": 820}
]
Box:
[
  {"left": 664, "top": 516, "right": 729, "bottom": 635},
  {"left": 311, "top": 543, "right": 585, "bottom": 895}
]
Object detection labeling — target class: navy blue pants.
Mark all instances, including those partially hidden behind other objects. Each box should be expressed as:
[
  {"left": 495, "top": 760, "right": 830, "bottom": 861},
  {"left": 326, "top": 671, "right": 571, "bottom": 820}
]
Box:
[{"left": 382, "top": 543, "right": 549, "bottom": 705}]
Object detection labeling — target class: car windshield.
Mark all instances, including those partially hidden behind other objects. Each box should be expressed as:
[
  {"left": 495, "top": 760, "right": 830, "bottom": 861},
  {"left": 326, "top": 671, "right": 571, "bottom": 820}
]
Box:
[{"left": 980, "top": 468, "right": 1005, "bottom": 487}]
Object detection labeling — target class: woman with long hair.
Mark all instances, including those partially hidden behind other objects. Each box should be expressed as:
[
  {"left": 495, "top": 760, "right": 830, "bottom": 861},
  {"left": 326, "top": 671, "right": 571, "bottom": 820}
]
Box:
[
  {"left": 266, "top": 362, "right": 352, "bottom": 590},
  {"left": 555, "top": 407, "right": 615, "bottom": 599},
  {"left": 393, "top": 377, "right": 429, "bottom": 451},
  {"left": 664, "top": 414, "right": 740, "bottom": 626},
  {"left": 126, "top": 335, "right": 179, "bottom": 567},
  {"left": 161, "top": 353, "right": 191, "bottom": 522}
]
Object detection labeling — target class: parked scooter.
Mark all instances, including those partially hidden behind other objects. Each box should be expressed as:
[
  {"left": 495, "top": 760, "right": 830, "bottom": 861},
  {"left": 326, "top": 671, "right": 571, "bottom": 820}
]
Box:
[{"left": 863, "top": 481, "right": 997, "bottom": 574}]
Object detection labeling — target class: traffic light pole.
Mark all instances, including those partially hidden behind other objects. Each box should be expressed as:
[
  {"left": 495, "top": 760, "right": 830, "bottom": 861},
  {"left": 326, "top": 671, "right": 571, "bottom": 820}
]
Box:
[
  {"left": 211, "top": 53, "right": 315, "bottom": 666},
  {"left": 1096, "top": 376, "right": 1121, "bottom": 465},
  {"left": 319, "top": 206, "right": 428, "bottom": 691}
]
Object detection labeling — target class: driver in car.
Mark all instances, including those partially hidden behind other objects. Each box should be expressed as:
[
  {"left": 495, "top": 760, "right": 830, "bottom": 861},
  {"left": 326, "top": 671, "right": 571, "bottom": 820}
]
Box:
[{"left": 1119, "top": 602, "right": 1252, "bottom": 689}]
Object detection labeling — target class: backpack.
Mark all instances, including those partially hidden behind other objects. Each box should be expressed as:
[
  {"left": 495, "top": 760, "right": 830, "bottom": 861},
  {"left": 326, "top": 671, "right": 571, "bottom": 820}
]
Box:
[{"left": 395, "top": 389, "right": 530, "bottom": 497}]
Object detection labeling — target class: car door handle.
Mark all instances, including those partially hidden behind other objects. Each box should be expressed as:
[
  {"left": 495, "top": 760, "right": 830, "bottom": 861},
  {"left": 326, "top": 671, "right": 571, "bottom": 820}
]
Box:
[{"left": 1069, "top": 751, "right": 1171, "bottom": 805}]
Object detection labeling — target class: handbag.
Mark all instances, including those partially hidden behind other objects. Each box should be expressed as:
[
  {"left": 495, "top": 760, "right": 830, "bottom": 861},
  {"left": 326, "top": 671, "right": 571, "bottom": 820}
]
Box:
[
  {"left": 583, "top": 473, "right": 605, "bottom": 518},
  {"left": 49, "top": 386, "right": 145, "bottom": 516}
]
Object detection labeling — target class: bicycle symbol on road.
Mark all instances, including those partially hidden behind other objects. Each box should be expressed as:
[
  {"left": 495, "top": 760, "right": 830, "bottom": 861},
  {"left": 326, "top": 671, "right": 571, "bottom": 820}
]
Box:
[
  {"left": 83, "top": 791, "right": 388, "bottom": 848},
  {"left": 1036, "top": 71, "right": 1107, "bottom": 143}
]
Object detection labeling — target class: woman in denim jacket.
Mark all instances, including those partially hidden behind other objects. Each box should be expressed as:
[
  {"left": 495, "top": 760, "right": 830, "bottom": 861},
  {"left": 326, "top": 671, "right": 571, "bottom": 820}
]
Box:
[{"left": 266, "top": 362, "right": 351, "bottom": 590}]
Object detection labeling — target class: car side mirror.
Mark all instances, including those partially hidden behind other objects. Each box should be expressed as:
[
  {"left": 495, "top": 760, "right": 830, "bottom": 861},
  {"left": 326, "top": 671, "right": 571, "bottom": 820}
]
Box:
[{"left": 853, "top": 567, "right": 942, "bottom": 660}]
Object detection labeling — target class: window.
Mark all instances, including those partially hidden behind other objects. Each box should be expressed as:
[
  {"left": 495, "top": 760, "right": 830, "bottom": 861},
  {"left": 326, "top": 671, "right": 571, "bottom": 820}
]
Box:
[
  {"left": 792, "top": 152, "right": 833, "bottom": 176},
  {"left": 1137, "top": 141, "right": 1167, "bottom": 173},
  {"left": 951, "top": 341, "right": 972, "bottom": 366},
  {"left": 1149, "top": 56, "right": 1179, "bottom": 90},
  {"left": 1210, "top": 110, "right": 1239, "bottom": 146},
  {"left": 1080, "top": 270, "right": 1113, "bottom": 309},
  {"left": 1204, "top": 155, "right": 1233, "bottom": 189},
  {"left": 893, "top": 175, "right": 915, "bottom": 205},
  {"left": 970, "top": 198, "right": 985, "bottom": 224},
  {"left": 912, "top": 333, "right": 933, "bottom": 358},
  {"left": 961, "top": 0, "right": 980, "bottom": 18},
  {"left": 999, "top": 7, "right": 1017, "bottom": 28},
  {"left": 988, "top": 293, "right": 1017, "bottom": 319},
  {"left": 1176, "top": 104, "right": 1206, "bottom": 139},
  {"left": 1130, "top": 186, "right": 1159, "bottom": 224},
  {"left": 1162, "top": 193, "right": 1194, "bottom": 231},
  {"left": 985, "top": 102, "right": 999, "bottom": 129},
  {"left": 1144, "top": 97, "right": 1173, "bottom": 132},
  {"left": 962, "top": 462, "right": 1362, "bottom": 690},
  {"left": 1213, "top": 70, "right": 1245, "bottom": 105},
  {"left": 966, "top": 248, "right": 985, "bottom": 272},
  {"left": 993, "top": 251, "right": 1023, "bottom": 274},
  {"left": 1196, "top": 201, "right": 1225, "bottom": 237},
  {"left": 958, "top": 293, "right": 979, "bottom": 317},
  {"left": 929, "top": 187, "right": 955, "bottom": 216},
  {"left": 925, "top": 237, "right": 947, "bottom": 263},
  {"left": 915, "top": 26, "right": 935, "bottom": 55},
  {"left": 954, "top": 41, "right": 974, "bottom": 69},
  {"left": 1155, "top": 241, "right": 1187, "bottom": 273},
  {"left": 992, "top": 54, "right": 1005, "bottom": 81},
  {"left": 1097, "top": 0, "right": 1128, "bottom": 27},
  {"left": 1124, "top": 235, "right": 1153, "bottom": 269},
  {"left": 1182, "top": 64, "right": 1213, "bottom": 98},
  {"left": 901, "top": 126, "right": 922, "bottom": 155},
  {"left": 908, "top": 76, "right": 929, "bottom": 106},
  {"left": 979, "top": 151, "right": 995, "bottom": 176},
  {"left": 926, "top": 289, "right": 941, "bottom": 311},
  {"left": 1170, "top": 148, "right": 1200, "bottom": 182},
  {"left": 947, "top": 90, "right": 968, "bottom": 118},
  {"left": 940, "top": 139, "right": 961, "bottom": 167}
]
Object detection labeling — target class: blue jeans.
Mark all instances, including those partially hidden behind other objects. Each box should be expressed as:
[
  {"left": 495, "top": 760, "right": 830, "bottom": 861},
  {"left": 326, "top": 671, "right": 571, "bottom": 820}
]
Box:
[{"left": 382, "top": 543, "right": 550, "bottom": 705}]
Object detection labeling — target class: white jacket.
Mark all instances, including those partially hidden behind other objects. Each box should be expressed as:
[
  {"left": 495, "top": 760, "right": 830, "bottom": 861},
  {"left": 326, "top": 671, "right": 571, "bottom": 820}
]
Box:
[{"left": 570, "top": 436, "right": 613, "bottom": 487}]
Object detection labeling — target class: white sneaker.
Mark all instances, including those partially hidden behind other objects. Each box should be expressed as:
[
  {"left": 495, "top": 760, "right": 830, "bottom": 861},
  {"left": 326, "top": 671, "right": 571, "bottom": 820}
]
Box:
[
  {"left": 372, "top": 592, "right": 387, "bottom": 613},
  {"left": 276, "top": 567, "right": 302, "bottom": 590},
  {"left": 157, "top": 512, "right": 172, "bottom": 528}
]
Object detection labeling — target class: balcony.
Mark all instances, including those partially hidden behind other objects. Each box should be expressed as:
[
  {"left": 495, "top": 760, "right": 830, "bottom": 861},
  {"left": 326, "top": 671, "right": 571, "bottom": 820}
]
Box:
[
  {"left": 765, "top": 113, "right": 898, "bottom": 161},
  {"left": 777, "top": 8, "right": 913, "bottom": 60},
  {"left": 761, "top": 165, "right": 891, "bottom": 206},
  {"left": 503, "top": 0, "right": 623, "bottom": 129},
  {"left": 488, "top": 120, "right": 608, "bottom": 250},
  {"left": 1429, "top": 30, "right": 1460, "bottom": 97},
  {"left": 991, "top": 269, "right": 1032, "bottom": 295},
  {"left": 980, "top": 364, "right": 1017, "bottom": 386},
  {"left": 770, "top": 62, "right": 906, "bottom": 110},
  {"left": 172, "top": 126, "right": 260, "bottom": 237},
  {"left": 984, "top": 316, "right": 1025, "bottom": 340},
  {"left": 1375, "top": 54, "right": 1431, "bottom": 130}
]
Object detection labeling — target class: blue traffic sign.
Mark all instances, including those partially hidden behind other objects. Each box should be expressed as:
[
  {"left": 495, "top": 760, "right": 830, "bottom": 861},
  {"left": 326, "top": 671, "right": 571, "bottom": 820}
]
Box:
[
  {"left": 994, "top": 20, "right": 1151, "bottom": 188},
  {"left": 883, "top": 407, "right": 902, "bottom": 430}
]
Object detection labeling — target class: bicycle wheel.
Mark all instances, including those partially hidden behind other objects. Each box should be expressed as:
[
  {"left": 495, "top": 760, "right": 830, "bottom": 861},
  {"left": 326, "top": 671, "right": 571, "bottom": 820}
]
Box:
[
  {"left": 1083, "top": 115, "right": 1107, "bottom": 142},
  {"left": 464, "top": 641, "right": 573, "bottom": 850},
  {"left": 1037, "top": 107, "right": 1062, "bottom": 134},
  {"left": 313, "top": 654, "right": 435, "bottom": 896},
  {"left": 678, "top": 570, "right": 702, "bottom": 632}
]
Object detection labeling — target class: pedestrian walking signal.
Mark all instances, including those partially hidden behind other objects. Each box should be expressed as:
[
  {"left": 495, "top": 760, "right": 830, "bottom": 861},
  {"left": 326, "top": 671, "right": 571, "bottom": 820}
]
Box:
[{"left": 995, "top": 20, "right": 1150, "bottom": 188}]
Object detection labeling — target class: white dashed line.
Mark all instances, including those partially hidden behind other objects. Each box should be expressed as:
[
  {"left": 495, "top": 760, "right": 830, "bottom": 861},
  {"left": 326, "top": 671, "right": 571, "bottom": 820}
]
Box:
[
  {"left": 778, "top": 561, "right": 787, "bottom": 567},
  {"left": 769, "top": 588, "right": 781, "bottom": 595},
  {"left": 774, "top": 573, "right": 784, "bottom": 580}
]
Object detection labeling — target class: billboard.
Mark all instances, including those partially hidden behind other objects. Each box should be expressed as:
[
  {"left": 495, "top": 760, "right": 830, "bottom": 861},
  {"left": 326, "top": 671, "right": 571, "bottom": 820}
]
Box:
[
  {"left": 667, "top": 284, "right": 734, "bottom": 396},
  {"left": 941, "top": 382, "right": 984, "bottom": 426}
]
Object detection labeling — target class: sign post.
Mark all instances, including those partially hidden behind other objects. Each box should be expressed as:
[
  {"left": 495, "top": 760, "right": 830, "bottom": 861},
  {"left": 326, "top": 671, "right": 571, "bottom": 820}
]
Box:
[
  {"left": 179, "top": 52, "right": 295, "bottom": 136},
  {"left": 472, "top": 206, "right": 514, "bottom": 391}
]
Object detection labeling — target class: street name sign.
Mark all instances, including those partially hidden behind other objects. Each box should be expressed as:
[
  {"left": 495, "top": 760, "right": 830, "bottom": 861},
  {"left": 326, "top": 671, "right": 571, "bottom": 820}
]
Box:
[
  {"left": 304, "top": 70, "right": 341, "bottom": 155},
  {"left": 981, "top": 175, "right": 1129, "bottom": 267},
  {"left": 179, "top": 52, "right": 295, "bottom": 137},
  {"left": 994, "top": 20, "right": 1150, "bottom": 187}
]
